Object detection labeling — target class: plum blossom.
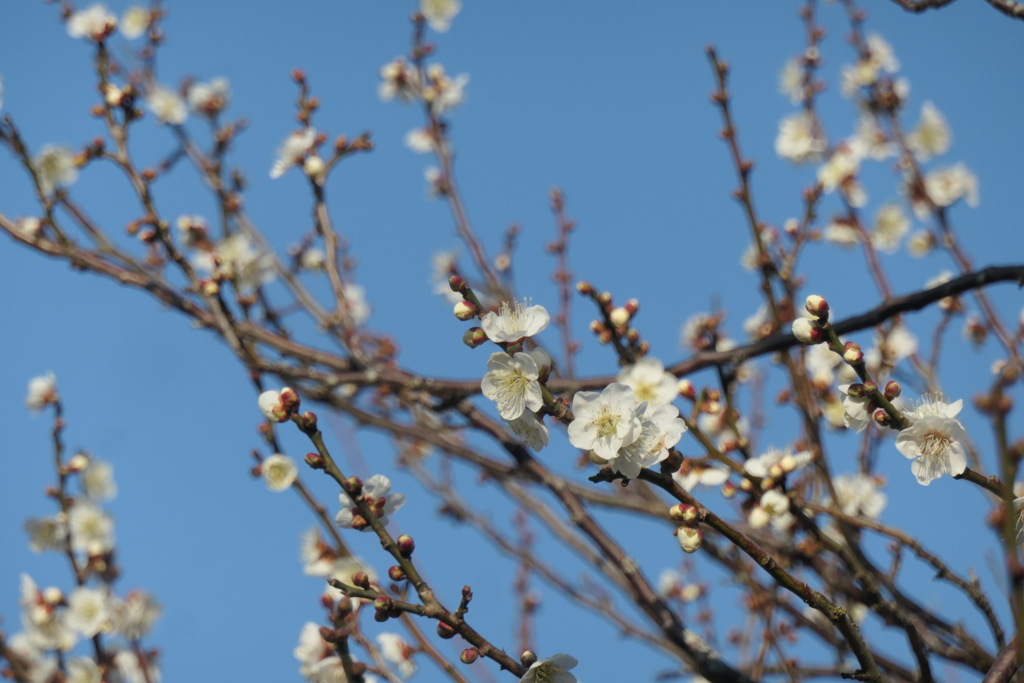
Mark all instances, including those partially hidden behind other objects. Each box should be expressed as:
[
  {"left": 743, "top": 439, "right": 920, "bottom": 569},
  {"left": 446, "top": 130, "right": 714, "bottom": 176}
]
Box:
[
  {"left": 480, "top": 299, "right": 550, "bottom": 344},
  {"left": 405, "top": 128, "right": 436, "bottom": 154},
  {"left": 336, "top": 474, "right": 406, "bottom": 530},
  {"left": 673, "top": 460, "right": 730, "bottom": 492},
  {"left": 907, "top": 101, "right": 950, "bottom": 162},
  {"left": 744, "top": 447, "right": 812, "bottom": 480},
  {"left": 776, "top": 111, "right": 826, "bottom": 163},
  {"left": 850, "top": 115, "right": 896, "bottom": 161},
  {"left": 68, "top": 502, "right": 114, "bottom": 554},
  {"left": 377, "top": 632, "right": 417, "bottom": 679},
  {"left": 262, "top": 454, "right": 298, "bottom": 492},
  {"left": 32, "top": 146, "right": 79, "bottom": 196},
  {"left": 506, "top": 410, "right": 549, "bottom": 452},
  {"left": 519, "top": 654, "right": 578, "bottom": 683},
  {"left": 833, "top": 474, "right": 887, "bottom": 519},
  {"left": 818, "top": 146, "right": 860, "bottom": 194},
  {"left": 67, "top": 657, "right": 103, "bottom": 683},
  {"left": 342, "top": 283, "right": 371, "bottom": 326},
  {"left": 600, "top": 404, "right": 687, "bottom": 480},
  {"left": 300, "top": 527, "right": 336, "bottom": 576},
  {"left": 120, "top": 7, "right": 150, "bottom": 39},
  {"left": 271, "top": 128, "right": 317, "bottom": 179},
  {"left": 324, "top": 556, "right": 377, "bottom": 602},
  {"left": 420, "top": 0, "right": 461, "bottom": 32},
  {"left": 838, "top": 384, "right": 872, "bottom": 432},
  {"left": 871, "top": 203, "right": 909, "bottom": 254},
  {"left": 83, "top": 460, "right": 117, "bottom": 501},
  {"left": 66, "top": 588, "right": 110, "bottom": 638},
  {"left": 779, "top": 58, "right": 804, "bottom": 104},
  {"left": 379, "top": 58, "right": 420, "bottom": 102},
  {"left": 207, "top": 233, "right": 276, "bottom": 291},
  {"left": 749, "top": 489, "right": 791, "bottom": 530},
  {"left": 110, "top": 591, "right": 160, "bottom": 641},
  {"left": 567, "top": 383, "right": 644, "bottom": 459},
  {"left": 697, "top": 410, "right": 749, "bottom": 449},
  {"left": 188, "top": 77, "right": 231, "bottom": 115},
  {"left": 67, "top": 4, "right": 117, "bottom": 40},
  {"left": 422, "top": 64, "right": 468, "bottom": 114},
  {"left": 259, "top": 389, "right": 289, "bottom": 422},
  {"left": 26, "top": 372, "right": 59, "bottom": 414},
  {"left": 805, "top": 343, "right": 841, "bottom": 387},
  {"left": 113, "top": 649, "right": 161, "bottom": 683},
  {"left": 146, "top": 86, "right": 187, "bottom": 125},
  {"left": 896, "top": 394, "right": 968, "bottom": 485},
  {"left": 823, "top": 218, "right": 861, "bottom": 247},
  {"left": 617, "top": 358, "right": 678, "bottom": 410},
  {"left": 24, "top": 516, "right": 67, "bottom": 553},
  {"left": 923, "top": 163, "right": 979, "bottom": 210},
  {"left": 482, "top": 351, "right": 544, "bottom": 421}
]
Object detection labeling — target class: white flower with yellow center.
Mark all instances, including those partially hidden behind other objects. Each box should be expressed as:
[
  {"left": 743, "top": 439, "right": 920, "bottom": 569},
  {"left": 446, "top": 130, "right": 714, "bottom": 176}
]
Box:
[
  {"left": 568, "top": 383, "right": 643, "bottom": 459},
  {"left": 68, "top": 502, "right": 114, "bottom": 554},
  {"left": 744, "top": 447, "right": 812, "bottom": 479},
  {"left": 506, "top": 410, "right": 549, "bottom": 452},
  {"left": 67, "top": 4, "right": 117, "bottom": 40},
  {"left": 32, "top": 146, "right": 79, "bottom": 196},
  {"left": 120, "top": 7, "right": 150, "bottom": 39},
  {"left": 866, "top": 33, "right": 900, "bottom": 73},
  {"left": 24, "top": 516, "right": 67, "bottom": 553},
  {"left": 779, "top": 58, "right": 804, "bottom": 105},
  {"left": 482, "top": 351, "right": 544, "bottom": 421},
  {"left": 187, "top": 77, "right": 231, "bottom": 115},
  {"left": 420, "top": 0, "right": 462, "bottom": 33},
  {"left": 68, "top": 657, "right": 102, "bottom": 683},
  {"left": 67, "top": 588, "right": 110, "bottom": 638},
  {"left": 896, "top": 394, "right": 968, "bottom": 485},
  {"left": 608, "top": 404, "right": 687, "bottom": 480},
  {"left": 907, "top": 101, "right": 950, "bottom": 162},
  {"left": 262, "top": 454, "right": 298, "bottom": 492},
  {"left": 83, "top": 460, "right": 117, "bottom": 501},
  {"left": 850, "top": 115, "right": 896, "bottom": 161},
  {"left": 617, "top": 358, "right": 678, "bottom": 410},
  {"left": 26, "top": 372, "right": 59, "bottom": 414},
  {"left": 775, "top": 111, "right": 826, "bottom": 163},
  {"left": 379, "top": 57, "right": 420, "bottom": 102},
  {"left": 818, "top": 146, "right": 860, "bottom": 194},
  {"left": 833, "top": 474, "right": 887, "bottom": 519},
  {"left": 519, "top": 654, "right": 578, "bottom": 683},
  {"left": 871, "top": 203, "right": 909, "bottom": 254},
  {"left": 270, "top": 128, "right": 317, "bottom": 179},
  {"left": 146, "top": 85, "right": 187, "bottom": 125},
  {"left": 480, "top": 299, "right": 550, "bottom": 344},
  {"left": 924, "top": 163, "right": 979, "bottom": 209},
  {"left": 838, "top": 384, "right": 872, "bottom": 433},
  {"left": 750, "top": 489, "right": 790, "bottom": 530},
  {"left": 110, "top": 591, "right": 161, "bottom": 641}
]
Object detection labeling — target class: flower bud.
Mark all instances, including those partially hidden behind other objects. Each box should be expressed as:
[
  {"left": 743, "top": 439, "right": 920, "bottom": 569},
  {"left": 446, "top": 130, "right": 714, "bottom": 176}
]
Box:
[
  {"left": 397, "top": 534, "right": 416, "bottom": 556},
  {"left": 670, "top": 504, "right": 699, "bottom": 523},
  {"left": 624, "top": 298, "right": 640, "bottom": 316},
  {"left": 373, "top": 610, "right": 390, "bottom": 623},
  {"left": 739, "top": 478, "right": 754, "bottom": 491},
  {"left": 625, "top": 328, "right": 640, "bottom": 345},
  {"left": 42, "top": 587, "right": 64, "bottom": 605},
  {"left": 805, "top": 294, "right": 829, "bottom": 319},
  {"left": 353, "top": 572, "right": 371, "bottom": 589},
  {"left": 279, "top": 387, "right": 300, "bottom": 412},
  {"left": 843, "top": 341, "right": 864, "bottom": 364},
  {"left": 597, "top": 291, "right": 612, "bottom": 307},
  {"left": 350, "top": 514, "right": 369, "bottom": 531},
  {"left": 67, "top": 453, "right": 90, "bottom": 472},
  {"left": 460, "top": 649, "right": 479, "bottom": 664},
  {"left": 779, "top": 454, "right": 798, "bottom": 473},
  {"left": 437, "top": 621, "right": 457, "bottom": 639},
  {"left": 454, "top": 300, "right": 479, "bottom": 321},
  {"left": 462, "top": 327, "right": 488, "bottom": 348},
  {"left": 722, "top": 481, "right": 737, "bottom": 498},
  {"left": 597, "top": 329, "right": 613, "bottom": 345},
  {"left": 791, "top": 318, "right": 824, "bottom": 344},
  {"left": 343, "top": 476, "right": 363, "bottom": 496},
  {"left": 303, "top": 155, "right": 326, "bottom": 180},
  {"left": 576, "top": 281, "right": 593, "bottom": 295},
  {"left": 388, "top": 566, "right": 407, "bottom": 582},
  {"left": 336, "top": 596, "right": 353, "bottom": 615},
  {"left": 373, "top": 595, "right": 393, "bottom": 612},
  {"left": 350, "top": 662, "right": 367, "bottom": 677},
  {"left": 609, "top": 307, "right": 630, "bottom": 327},
  {"left": 304, "top": 452, "right": 324, "bottom": 469},
  {"left": 768, "top": 463, "right": 784, "bottom": 479},
  {"left": 520, "top": 651, "right": 538, "bottom": 667},
  {"left": 873, "top": 408, "right": 891, "bottom": 426},
  {"left": 448, "top": 275, "right": 467, "bottom": 293},
  {"left": 846, "top": 383, "right": 865, "bottom": 398},
  {"left": 677, "top": 379, "right": 696, "bottom": 400},
  {"left": 661, "top": 450, "right": 683, "bottom": 472},
  {"left": 637, "top": 341, "right": 650, "bottom": 356},
  {"left": 319, "top": 626, "right": 339, "bottom": 643},
  {"left": 884, "top": 381, "right": 901, "bottom": 400},
  {"left": 676, "top": 525, "right": 703, "bottom": 554},
  {"left": 297, "top": 411, "right": 318, "bottom": 432},
  {"left": 589, "top": 320, "right": 605, "bottom": 335}
]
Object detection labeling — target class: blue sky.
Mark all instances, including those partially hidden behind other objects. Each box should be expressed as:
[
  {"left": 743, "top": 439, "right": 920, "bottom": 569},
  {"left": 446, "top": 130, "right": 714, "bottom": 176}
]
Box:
[{"left": 2, "top": 1, "right": 1024, "bottom": 682}]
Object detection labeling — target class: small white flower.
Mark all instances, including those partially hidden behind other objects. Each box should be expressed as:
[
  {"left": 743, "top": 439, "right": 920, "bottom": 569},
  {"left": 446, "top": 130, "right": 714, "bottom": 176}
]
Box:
[
  {"left": 26, "top": 372, "right": 59, "bottom": 414},
  {"left": 68, "top": 657, "right": 103, "bottom": 683},
  {"left": 430, "top": 248, "right": 462, "bottom": 303},
  {"left": 823, "top": 219, "right": 861, "bottom": 248},
  {"left": 506, "top": 410, "right": 549, "bottom": 452},
  {"left": 673, "top": 461, "right": 729, "bottom": 492},
  {"left": 187, "top": 77, "right": 231, "bottom": 114},
  {"left": 749, "top": 489, "right": 790, "bottom": 530},
  {"left": 120, "top": 6, "right": 150, "bottom": 39},
  {"left": 271, "top": 128, "right": 317, "bottom": 179},
  {"left": 16, "top": 217, "right": 44, "bottom": 239},
  {"left": 896, "top": 394, "right": 968, "bottom": 485},
  {"left": 871, "top": 203, "right": 909, "bottom": 254},
  {"left": 24, "top": 516, "right": 67, "bottom": 553},
  {"left": 744, "top": 447, "right": 812, "bottom": 479},
  {"left": 567, "top": 383, "right": 644, "bottom": 459},
  {"left": 206, "top": 233, "right": 276, "bottom": 291},
  {"left": 300, "top": 527, "right": 336, "bottom": 576},
  {"left": 519, "top": 654, "right": 577, "bottom": 683},
  {"left": 608, "top": 404, "right": 687, "bottom": 480},
  {"left": 658, "top": 568, "right": 683, "bottom": 597},
  {"left": 697, "top": 411, "right": 749, "bottom": 449},
  {"left": 379, "top": 58, "right": 420, "bottom": 102},
  {"left": 743, "top": 304, "right": 772, "bottom": 340},
  {"left": 838, "top": 384, "right": 872, "bottom": 432},
  {"left": 617, "top": 358, "right": 678, "bottom": 410},
  {"left": 850, "top": 115, "right": 896, "bottom": 161},
  {"left": 907, "top": 101, "right": 950, "bottom": 162},
  {"left": 67, "top": 4, "right": 117, "bottom": 40},
  {"left": 775, "top": 111, "right": 826, "bottom": 163},
  {"left": 420, "top": 0, "right": 462, "bottom": 32},
  {"left": 423, "top": 64, "right": 468, "bottom": 114},
  {"left": 877, "top": 323, "right": 918, "bottom": 366},
  {"left": 300, "top": 247, "right": 326, "bottom": 271},
  {"left": 336, "top": 474, "right": 406, "bottom": 530},
  {"left": 66, "top": 588, "right": 110, "bottom": 638},
  {"left": 833, "top": 474, "right": 887, "bottom": 519},
  {"left": 480, "top": 299, "right": 550, "bottom": 343},
  {"left": 404, "top": 127, "right": 437, "bottom": 154},
  {"left": 866, "top": 33, "right": 900, "bottom": 73},
  {"left": 110, "top": 591, "right": 161, "bottom": 641},
  {"left": 146, "top": 86, "right": 187, "bottom": 125},
  {"left": 907, "top": 229, "right": 933, "bottom": 257},
  {"left": 924, "top": 163, "right": 979, "bottom": 209},
  {"left": 262, "top": 454, "right": 298, "bottom": 492},
  {"left": 82, "top": 460, "right": 117, "bottom": 501},
  {"left": 818, "top": 146, "right": 860, "bottom": 194},
  {"left": 259, "top": 390, "right": 287, "bottom": 422},
  {"left": 113, "top": 649, "right": 160, "bottom": 683},
  {"left": 342, "top": 283, "right": 371, "bottom": 326},
  {"left": 779, "top": 58, "right": 804, "bottom": 105},
  {"left": 32, "top": 146, "right": 79, "bottom": 196},
  {"left": 68, "top": 502, "right": 114, "bottom": 554},
  {"left": 377, "top": 632, "right": 416, "bottom": 679}
]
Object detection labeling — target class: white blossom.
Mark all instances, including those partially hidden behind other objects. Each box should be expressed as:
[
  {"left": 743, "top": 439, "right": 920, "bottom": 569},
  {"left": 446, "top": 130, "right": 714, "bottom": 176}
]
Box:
[
  {"left": 776, "top": 111, "right": 826, "bottom": 163},
  {"left": 673, "top": 461, "right": 730, "bottom": 492},
  {"left": 26, "top": 372, "right": 59, "bottom": 414},
  {"left": 336, "top": 474, "right": 406, "bottom": 530},
  {"left": 423, "top": 64, "right": 468, "bottom": 114},
  {"left": 66, "top": 588, "right": 110, "bottom": 638},
  {"left": 110, "top": 591, "right": 161, "bottom": 641},
  {"left": 324, "top": 556, "right": 377, "bottom": 602},
  {"left": 744, "top": 447, "right": 812, "bottom": 479},
  {"left": 506, "top": 410, "right": 549, "bottom": 452},
  {"left": 146, "top": 86, "right": 187, "bottom": 125},
  {"left": 605, "top": 404, "right": 687, "bottom": 480},
  {"left": 377, "top": 632, "right": 416, "bottom": 679},
  {"left": 404, "top": 128, "right": 436, "bottom": 154},
  {"left": 480, "top": 299, "right": 550, "bottom": 343},
  {"left": 68, "top": 502, "right": 114, "bottom": 554},
  {"left": 67, "top": 4, "right": 116, "bottom": 40},
  {"left": 907, "top": 101, "right": 950, "bottom": 162},
  {"left": 833, "top": 474, "right": 887, "bottom": 519},
  {"left": 850, "top": 115, "right": 896, "bottom": 161},
  {"left": 567, "top": 383, "right": 644, "bottom": 459},
  {"left": 482, "top": 351, "right": 543, "bottom": 421},
  {"left": 262, "top": 454, "right": 298, "bottom": 492},
  {"left": 20, "top": 575, "right": 78, "bottom": 652},
  {"left": 749, "top": 489, "right": 790, "bottom": 530},
  {"left": 259, "top": 389, "right": 288, "bottom": 422},
  {"left": 420, "top": 0, "right": 461, "bottom": 32},
  {"left": 907, "top": 229, "right": 933, "bottom": 257},
  {"left": 83, "top": 460, "right": 117, "bottom": 501},
  {"left": 519, "top": 654, "right": 577, "bottom": 683},
  {"left": 430, "top": 249, "right": 462, "bottom": 302},
  {"left": 32, "top": 146, "right": 79, "bottom": 196},
  {"left": 866, "top": 34, "right": 900, "bottom": 74},
  {"left": 823, "top": 219, "right": 860, "bottom": 248},
  {"left": 24, "top": 516, "right": 67, "bottom": 553},
  {"left": 16, "top": 217, "right": 44, "bottom": 239},
  {"left": 838, "top": 384, "right": 873, "bottom": 432},
  {"left": 805, "top": 343, "right": 841, "bottom": 387},
  {"left": 120, "top": 7, "right": 150, "bottom": 39},
  {"left": 779, "top": 58, "right": 804, "bottom": 104},
  {"left": 113, "top": 649, "right": 160, "bottom": 683},
  {"left": 896, "top": 394, "right": 968, "bottom": 485},
  {"left": 67, "top": 657, "right": 103, "bottom": 683},
  {"left": 342, "top": 283, "right": 371, "bottom": 326},
  {"left": 300, "top": 527, "right": 336, "bottom": 576},
  {"left": 300, "top": 247, "right": 326, "bottom": 271},
  {"left": 379, "top": 58, "right": 420, "bottom": 102},
  {"left": 271, "top": 128, "right": 317, "bottom": 179},
  {"left": 206, "top": 233, "right": 276, "bottom": 291},
  {"left": 818, "top": 146, "right": 860, "bottom": 194},
  {"left": 617, "top": 358, "right": 678, "bottom": 410},
  {"left": 697, "top": 411, "right": 749, "bottom": 449},
  {"left": 188, "top": 77, "right": 231, "bottom": 114},
  {"left": 924, "top": 163, "right": 979, "bottom": 209},
  {"left": 871, "top": 203, "right": 909, "bottom": 254}
]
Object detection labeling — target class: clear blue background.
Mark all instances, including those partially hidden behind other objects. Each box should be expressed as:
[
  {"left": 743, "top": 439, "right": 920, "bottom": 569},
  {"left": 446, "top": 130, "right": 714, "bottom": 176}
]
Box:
[{"left": 2, "top": 1, "right": 1023, "bottom": 682}]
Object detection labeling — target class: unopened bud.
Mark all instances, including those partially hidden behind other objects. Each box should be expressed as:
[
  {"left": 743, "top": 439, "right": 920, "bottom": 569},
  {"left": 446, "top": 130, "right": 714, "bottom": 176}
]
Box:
[
  {"left": 351, "top": 515, "right": 369, "bottom": 531},
  {"left": 454, "top": 300, "right": 479, "bottom": 321},
  {"left": 336, "top": 596, "right": 353, "bottom": 615},
  {"left": 779, "top": 454, "right": 798, "bottom": 473},
  {"left": 320, "top": 595, "right": 335, "bottom": 610},
  {"left": 460, "top": 649, "right": 479, "bottom": 664},
  {"left": 304, "top": 452, "right": 324, "bottom": 469},
  {"left": 67, "top": 453, "right": 90, "bottom": 472},
  {"left": 846, "top": 383, "right": 866, "bottom": 399},
  {"left": 768, "top": 463, "right": 784, "bottom": 479},
  {"left": 373, "top": 610, "right": 390, "bottom": 622},
  {"left": 596, "top": 291, "right": 612, "bottom": 307},
  {"left": 462, "top": 327, "right": 487, "bottom": 348},
  {"left": 805, "top": 294, "right": 829, "bottom": 319},
  {"left": 319, "top": 626, "right": 339, "bottom": 643},
  {"left": 624, "top": 298, "right": 640, "bottom": 316},
  {"left": 397, "top": 534, "right": 415, "bottom": 556},
  {"left": 520, "top": 651, "right": 538, "bottom": 667},
  {"left": 343, "top": 476, "right": 363, "bottom": 496},
  {"left": 625, "top": 328, "right": 640, "bottom": 345},
  {"left": 42, "top": 587, "right": 63, "bottom": 605},
  {"left": 884, "top": 381, "right": 901, "bottom": 400},
  {"left": 739, "top": 478, "right": 754, "bottom": 491},
  {"left": 661, "top": 450, "right": 683, "bottom": 472},
  {"left": 303, "top": 155, "right": 326, "bottom": 180},
  {"left": 676, "top": 525, "right": 703, "bottom": 553},
  {"left": 279, "top": 387, "right": 300, "bottom": 412},
  {"left": 373, "top": 595, "right": 393, "bottom": 612},
  {"left": 636, "top": 340, "right": 650, "bottom": 356},
  {"left": 352, "top": 572, "right": 371, "bottom": 589},
  {"left": 722, "top": 481, "right": 738, "bottom": 498},
  {"left": 575, "top": 281, "right": 593, "bottom": 296},
  {"left": 843, "top": 342, "right": 864, "bottom": 364},
  {"left": 609, "top": 307, "right": 630, "bottom": 327},
  {"left": 448, "top": 275, "right": 466, "bottom": 293},
  {"left": 670, "top": 504, "right": 699, "bottom": 523},
  {"left": 297, "top": 411, "right": 318, "bottom": 432},
  {"left": 873, "top": 408, "right": 891, "bottom": 426},
  {"left": 388, "top": 566, "right": 407, "bottom": 582},
  {"left": 791, "top": 318, "right": 824, "bottom": 344},
  {"left": 677, "top": 379, "right": 695, "bottom": 400},
  {"left": 597, "top": 329, "right": 613, "bottom": 345},
  {"left": 437, "top": 621, "right": 457, "bottom": 639}
]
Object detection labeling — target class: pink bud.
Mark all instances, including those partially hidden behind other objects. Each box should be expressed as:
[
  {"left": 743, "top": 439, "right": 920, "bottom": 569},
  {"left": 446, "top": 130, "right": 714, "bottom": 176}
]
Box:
[
  {"left": 397, "top": 534, "right": 415, "bottom": 556},
  {"left": 843, "top": 341, "right": 864, "bottom": 364},
  {"left": 805, "top": 294, "right": 829, "bottom": 319},
  {"left": 448, "top": 275, "right": 466, "bottom": 293},
  {"left": 575, "top": 281, "right": 593, "bottom": 295},
  {"left": 597, "top": 291, "right": 612, "bottom": 306},
  {"left": 454, "top": 300, "right": 479, "bottom": 321},
  {"left": 343, "top": 476, "right": 363, "bottom": 495},
  {"left": 460, "top": 649, "right": 479, "bottom": 664},
  {"left": 884, "top": 381, "right": 901, "bottom": 400},
  {"left": 462, "top": 327, "right": 488, "bottom": 348},
  {"left": 624, "top": 298, "right": 640, "bottom": 316},
  {"left": 873, "top": 408, "right": 891, "bottom": 426},
  {"left": 388, "top": 566, "right": 407, "bottom": 582},
  {"left": 353, "top": 572, "right": 371, "bottom": 589},
  {"left": 373, "top": 595, "right": 392, "bottom": 612},
  {"left": 677, "top": 379, "right": 696, "bottom": 400},
  {"left": 437, "top": 622, "right": 457, "bottom": 639},
  {"left": 677, "top": 525, "right": 703, "bottom": 553},
  {"left": 520, "top": 651, "right": 538, "bottom": 667},
  {"left": 304, "top": 452, "right": 324, "bottom": 469}
]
